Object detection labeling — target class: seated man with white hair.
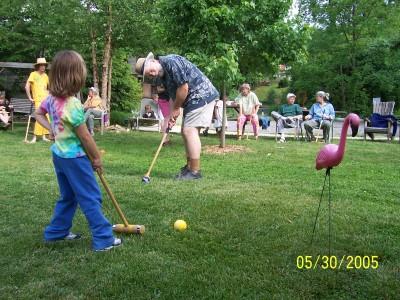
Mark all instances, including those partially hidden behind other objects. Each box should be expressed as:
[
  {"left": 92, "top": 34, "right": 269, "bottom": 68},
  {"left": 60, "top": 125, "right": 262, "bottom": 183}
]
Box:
[
  {"left": 235, "top": 83, "right": 261, "bottom": 140},
  {"left": 271, "top": 93, "right": 303, "bottom": 143},
  {"left": 84, "top": 87, "right": 105, "bottom": 136}
]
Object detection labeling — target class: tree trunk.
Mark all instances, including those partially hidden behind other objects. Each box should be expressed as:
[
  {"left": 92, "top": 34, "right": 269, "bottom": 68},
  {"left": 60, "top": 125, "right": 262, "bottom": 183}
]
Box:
[
  {"left": 101, "top": 3, "right": 112, "bottom": 109},
  {"left": 220, "top": 83, "right": 227, "bottom": 148},
  {"left": 107, "top": 55, "right": 112, "bottom": 112},
  {"left": 90, "top": 28, "right": 99, "bottom": 90}
]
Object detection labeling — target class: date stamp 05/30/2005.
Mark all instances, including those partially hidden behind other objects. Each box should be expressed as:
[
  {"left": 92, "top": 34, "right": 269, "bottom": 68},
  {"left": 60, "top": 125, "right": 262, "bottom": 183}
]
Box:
[{"left": 296, "top": 255, "right": 379, "bottom": 270}]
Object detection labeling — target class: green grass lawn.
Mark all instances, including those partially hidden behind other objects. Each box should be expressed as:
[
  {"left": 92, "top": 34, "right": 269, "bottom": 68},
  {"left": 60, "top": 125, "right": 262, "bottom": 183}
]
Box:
[{"left": 1, "top": 126, "right": 399, "bottom": 299}]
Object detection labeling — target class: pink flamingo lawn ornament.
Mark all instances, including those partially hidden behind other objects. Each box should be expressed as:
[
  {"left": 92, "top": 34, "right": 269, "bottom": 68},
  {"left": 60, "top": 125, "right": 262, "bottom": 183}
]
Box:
[{"left": 311, "top": 113, "right": 360, "bottom": 253}]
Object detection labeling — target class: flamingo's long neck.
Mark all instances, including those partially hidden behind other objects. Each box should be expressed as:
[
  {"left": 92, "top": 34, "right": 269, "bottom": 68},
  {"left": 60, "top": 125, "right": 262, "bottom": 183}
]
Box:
[{"left": 337, "top": 116, "right": 351, "bottom": 156}]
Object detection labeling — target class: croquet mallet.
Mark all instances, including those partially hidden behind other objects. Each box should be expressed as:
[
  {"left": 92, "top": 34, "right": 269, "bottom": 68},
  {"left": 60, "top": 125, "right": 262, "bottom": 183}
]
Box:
[
  {"left": 24, "top": 103, "right": 34, "bottom": 143},
  {"left": 96, "top": 169, "right": 145, "bottom": 234},
  {"left": 142, "top": 128, "right": 170, "bottom": 184}
]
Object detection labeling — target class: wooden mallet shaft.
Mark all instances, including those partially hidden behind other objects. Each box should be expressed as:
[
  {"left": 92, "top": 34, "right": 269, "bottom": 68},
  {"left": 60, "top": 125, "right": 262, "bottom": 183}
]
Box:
[
  {"left": 143, "top": 130, "right": 169, "bottom": 178},
  {"left": 97, "top": 171, "right": 129, "bottom": 226},
  {"left": 24, "top": 103, "right": 34, "bottom": 143},
  {"left": 96, "top": 171, "right": 145, "bottom": 234}
]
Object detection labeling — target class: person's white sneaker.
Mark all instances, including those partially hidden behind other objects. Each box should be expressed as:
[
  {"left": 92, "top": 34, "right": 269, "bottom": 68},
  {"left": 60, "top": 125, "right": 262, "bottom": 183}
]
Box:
[
  {"left": 27, "top": 136, "right": 37, "bottom": 144},
  {"left": 95, "top": 238, "right": 122, "bottom": 252}
]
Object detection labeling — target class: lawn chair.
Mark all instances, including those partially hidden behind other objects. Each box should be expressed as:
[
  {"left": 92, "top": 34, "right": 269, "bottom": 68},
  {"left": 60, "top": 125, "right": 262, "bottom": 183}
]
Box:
[
  {"left": 364, "top": 98, "right": 396, "bottom": 142},
  {"left": 92, "top": 109, "right": 108, "bottom": 135},
  {"left": 271, "top": 113, "right": 303, "bottom": 141},
  {"left": 314, "top": 119, "right": 334, "bottom": 143},
  {"left": 135, "top": 98, "right": 162, "bottom": 131}
]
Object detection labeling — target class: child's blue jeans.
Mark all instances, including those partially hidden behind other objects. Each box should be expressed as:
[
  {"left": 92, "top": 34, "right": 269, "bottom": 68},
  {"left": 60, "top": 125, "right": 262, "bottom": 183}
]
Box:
[{"left": 44, "top": 153, "right": 115, "bottom": 250}]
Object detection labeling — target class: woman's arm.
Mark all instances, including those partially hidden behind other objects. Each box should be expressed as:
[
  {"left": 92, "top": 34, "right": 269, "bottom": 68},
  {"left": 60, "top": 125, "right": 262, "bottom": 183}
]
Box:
[{"left": 25, "top": 81, "right": 34, "bottom": 103}]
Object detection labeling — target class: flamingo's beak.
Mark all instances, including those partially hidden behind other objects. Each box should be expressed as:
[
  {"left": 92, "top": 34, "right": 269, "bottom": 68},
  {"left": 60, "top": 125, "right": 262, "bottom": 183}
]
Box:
[
  {"left": 350, "top": 113, "right": 360, "bottom": 137},
  {"left": 351, "top": 124, "right": 358, "bottom": 137}
]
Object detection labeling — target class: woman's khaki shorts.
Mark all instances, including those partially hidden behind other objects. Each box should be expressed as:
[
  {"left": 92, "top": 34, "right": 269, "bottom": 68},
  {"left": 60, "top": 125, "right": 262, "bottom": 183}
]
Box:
[{"left": 183, "top": 100, "right": 216, "bottom": 128}]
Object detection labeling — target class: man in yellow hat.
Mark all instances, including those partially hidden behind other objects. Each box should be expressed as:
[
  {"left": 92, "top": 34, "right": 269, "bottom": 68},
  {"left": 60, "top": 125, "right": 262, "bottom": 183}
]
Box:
[{"left": 25, "top": 57, "right": 49, "bottom": 143}]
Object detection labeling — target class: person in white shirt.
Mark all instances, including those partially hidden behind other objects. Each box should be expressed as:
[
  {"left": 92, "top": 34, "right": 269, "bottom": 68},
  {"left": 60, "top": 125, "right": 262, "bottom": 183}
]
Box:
[{"left": 235, "top": 83, "right": 260, "bottom": 140}]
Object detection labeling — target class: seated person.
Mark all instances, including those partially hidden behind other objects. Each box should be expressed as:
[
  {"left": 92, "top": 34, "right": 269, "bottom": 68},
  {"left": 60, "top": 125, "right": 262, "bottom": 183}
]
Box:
[
  {"left": 0, "top": 94, "right": 11, "bottom": 129},
  {"left": 142, "top": 104, "right": 156, "bottom": 119},
  {"left": 303, "top": 91, "right": 335, "bottom": 143},
  {"left": 271, "top": 93, "right": 303, "bottom": 142},
  {"left": 83, "top": 87, "right": 104, "bottom": 135},
  {"left": 235, "top": 83, "right": 261, "bottom": 140},
  {"left": 258, "top": 109, "right": 270, "bottom": 130}
]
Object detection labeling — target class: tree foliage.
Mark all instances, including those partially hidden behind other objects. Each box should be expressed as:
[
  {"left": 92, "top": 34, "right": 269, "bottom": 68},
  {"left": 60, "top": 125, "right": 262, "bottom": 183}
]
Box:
[
  {"left": 291, "top": 0, "right": 400, "bottom": 114},
  {"left": 0, "top": 0, "right": 155, "bottom": 112},
  {"left": 157, "top": 0, "right": 308, "bottom": 90}
]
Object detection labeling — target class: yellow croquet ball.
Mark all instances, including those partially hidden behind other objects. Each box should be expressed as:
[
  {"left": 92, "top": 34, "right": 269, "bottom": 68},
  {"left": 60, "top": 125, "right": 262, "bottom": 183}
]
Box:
[{"left": 174, "top": 220, "right": 187, "bottom": 232}]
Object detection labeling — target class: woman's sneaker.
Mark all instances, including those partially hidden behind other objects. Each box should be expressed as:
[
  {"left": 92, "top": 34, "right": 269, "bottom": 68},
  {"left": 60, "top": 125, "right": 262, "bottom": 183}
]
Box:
[{"left": 95, "top": 238, "right": 122, "bottom": 252}]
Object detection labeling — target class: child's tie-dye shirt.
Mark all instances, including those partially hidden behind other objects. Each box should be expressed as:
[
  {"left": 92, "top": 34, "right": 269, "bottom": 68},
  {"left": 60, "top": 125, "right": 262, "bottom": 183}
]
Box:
[{"left": 40, "top": 95, "right": 86, "bottom": 158}]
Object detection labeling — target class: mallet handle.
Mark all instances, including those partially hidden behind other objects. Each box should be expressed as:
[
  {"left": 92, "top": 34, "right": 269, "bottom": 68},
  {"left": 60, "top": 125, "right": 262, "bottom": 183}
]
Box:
[
  {"left": 24, "top": 115, "right": 31, "bottom": 142},
  {"left": 144, "top": 131, "right": 169, "bottom": 177},
  {"left": 24, "top": 103, "right": 34, "bottom": 142},
  {"left": 97, "top": 171, "right": 130, "bottom": 227}
]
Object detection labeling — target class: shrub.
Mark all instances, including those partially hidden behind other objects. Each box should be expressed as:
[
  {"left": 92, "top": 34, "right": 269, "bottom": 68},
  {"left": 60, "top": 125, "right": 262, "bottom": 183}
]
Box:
[{"left": 110, "top": 110, "right": 131, "bottom": 126}]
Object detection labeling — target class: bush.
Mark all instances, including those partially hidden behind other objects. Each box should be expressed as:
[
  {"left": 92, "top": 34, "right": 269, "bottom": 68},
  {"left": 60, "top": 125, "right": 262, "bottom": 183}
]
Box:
[
  {"left": 110, "top": 49, "right": 142, "bottom": 112},
  {"left": 110, "top": 110, "right": 131, "bottom": 126},
  {"left": 278, "top": 77, "right": 289, "bottom": 88}
]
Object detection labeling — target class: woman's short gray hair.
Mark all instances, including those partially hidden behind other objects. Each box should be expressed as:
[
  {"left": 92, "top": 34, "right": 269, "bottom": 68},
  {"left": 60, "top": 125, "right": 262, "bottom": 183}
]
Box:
[
  {"left": 240, "top": 83, "right": 251, "bottom": 91},
  {"left": 89, "top": 87, "right": 98, "bottom": 95}
]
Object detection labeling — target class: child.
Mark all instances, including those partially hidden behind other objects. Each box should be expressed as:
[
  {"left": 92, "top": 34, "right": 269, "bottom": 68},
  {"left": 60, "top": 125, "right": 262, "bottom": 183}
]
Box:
[
  {"left": 142, "top": 104, "right": 155, "bottom": 118},
  {"left": 35, "top": 50, "right": 121, "bottom": 252},
  {"left": 213, "top": 98, "right": 227, "bottom": 137},
  {"left": 152, "top": 83, "right": 172, "bottom": 146}
]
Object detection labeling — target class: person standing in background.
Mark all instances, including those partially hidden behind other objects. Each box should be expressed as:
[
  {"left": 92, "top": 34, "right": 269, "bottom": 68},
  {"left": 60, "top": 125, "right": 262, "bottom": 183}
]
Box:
[{"left": 25, "top": 57, "right": 50, "bottom": 143}]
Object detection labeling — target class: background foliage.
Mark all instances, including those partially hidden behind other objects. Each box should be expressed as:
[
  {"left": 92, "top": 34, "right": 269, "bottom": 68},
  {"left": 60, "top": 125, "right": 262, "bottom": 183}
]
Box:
[{"left": 1, "top": 0, "right": 399, "bottom": 116}]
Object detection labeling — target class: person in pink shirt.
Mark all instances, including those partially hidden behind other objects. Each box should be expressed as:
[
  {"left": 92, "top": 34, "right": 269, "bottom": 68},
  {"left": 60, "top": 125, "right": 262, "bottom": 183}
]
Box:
[{"left": 152, "top": 84, "right": 172, "bottom": 146}]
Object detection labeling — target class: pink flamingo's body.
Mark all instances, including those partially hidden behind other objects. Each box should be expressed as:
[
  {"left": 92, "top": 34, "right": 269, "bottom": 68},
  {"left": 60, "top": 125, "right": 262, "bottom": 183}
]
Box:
[
  {"left": 311, "top": 113, "right": 360, "bottom": 253},
  {"left": 315, "top": 113, "right": 360, "bottom": 171}
]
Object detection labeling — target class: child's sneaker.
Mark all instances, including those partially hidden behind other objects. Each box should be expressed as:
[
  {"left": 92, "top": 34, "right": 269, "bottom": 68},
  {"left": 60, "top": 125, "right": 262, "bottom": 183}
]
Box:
[
  {"left": 95, "top": 238, "right": 122, "bottom": 252},
  {"left": 64, "top": 232, "right": 82, "bottom": 240},
  {"left": 45, "top": 232, "right": 82, "bottom": 242}
]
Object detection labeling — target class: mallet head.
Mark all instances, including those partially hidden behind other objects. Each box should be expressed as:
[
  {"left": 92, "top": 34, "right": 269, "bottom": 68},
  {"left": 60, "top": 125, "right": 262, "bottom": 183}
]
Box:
[
  {"left": 112, "top": 224, "right": 145, "bottom": 234},
  {"left": 142, "top": 176, "right": 150, "bottom": 184}
]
